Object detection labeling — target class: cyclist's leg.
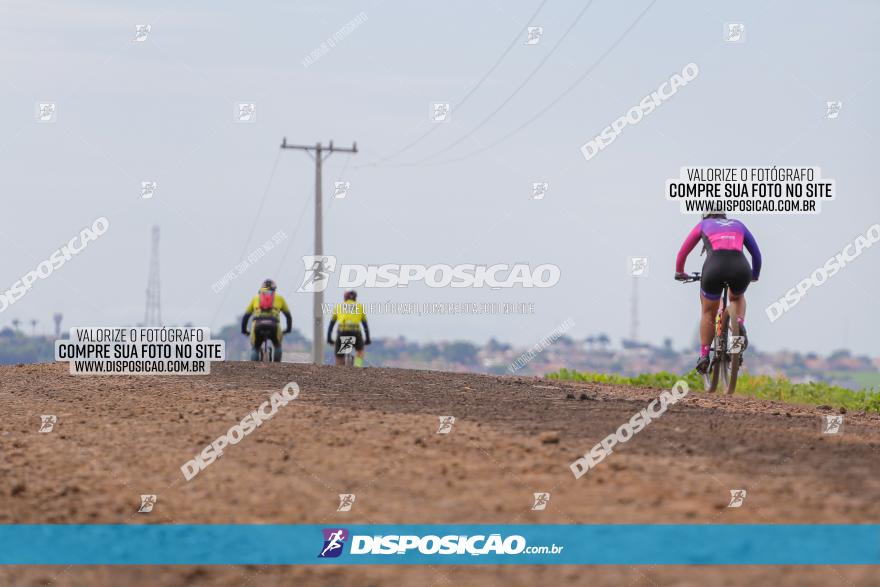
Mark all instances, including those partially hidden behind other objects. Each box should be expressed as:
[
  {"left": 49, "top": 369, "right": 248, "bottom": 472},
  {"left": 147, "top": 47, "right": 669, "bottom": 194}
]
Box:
[
  {"left": 695, "top": 293, "right": 720, "bottom": 373},
  {"left": 699, "top": 294, "right": 720, "bottom": 347},
  {"left": 726, "top": 253, "right": 752, "bottom": 335},
  {"left": 699, "top": 253, "right": 726, "bottom": 347},
  {"left": 354, "top": 331, "right": 365, "bottom": 367},
  {"left": 728, "top": 293, "right": 745, "bottom": 333},
  {"left": 249, "top": 328, "right": 260, "bottom": 361},
  {"left": 272, "top": 325, "right": 283, "bottom": 362},
  {"left": 697, "top": 253, "right": 725, "bottom": 372},
  {"left": 333, "top": 335, "right": 345, "bottom": 366}
]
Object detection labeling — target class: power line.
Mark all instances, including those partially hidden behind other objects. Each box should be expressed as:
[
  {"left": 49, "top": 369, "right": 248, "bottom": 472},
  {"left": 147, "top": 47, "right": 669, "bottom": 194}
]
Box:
[
  {"left": 396, "top": 0, "right": 596, "bottom": 167},
  {"left": 144, "top": 225, "right": 162, "bottom": 326},
  {"left": 358, "top": 0, "right": 550, "bottom": 168},
  {"left": 416, "top": 0, "right": 658, "bottom": 167},
  {"left": 237, "top": 149, "right": 283, "bottom": 258},
  {"left": 273, "top": 189, "right": 313, "bottom": 277},
  {"left": 209, "top": 149, "right": 282, "bottom": 328}
]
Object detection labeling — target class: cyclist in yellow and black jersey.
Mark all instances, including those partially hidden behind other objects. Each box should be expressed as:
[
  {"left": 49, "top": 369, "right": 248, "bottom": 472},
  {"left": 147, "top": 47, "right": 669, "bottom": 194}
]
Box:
[
  {"left": 326, "top": 290, "right": 371, "bottom": 366},
  {"left": 241, "top": 279, "right": 292, "bottom": 361}
]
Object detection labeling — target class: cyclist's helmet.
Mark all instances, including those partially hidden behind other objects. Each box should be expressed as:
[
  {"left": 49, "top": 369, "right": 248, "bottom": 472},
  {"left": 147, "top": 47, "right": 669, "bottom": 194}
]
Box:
[
  {"left": 344, "top": 290, "right": 357, "bottom": 301},
  {"left": 702, "top": 212, "right": 728, "bottom": 219},
  {"left": 261, "top": 278, "right": 277, "bottom": 291}
]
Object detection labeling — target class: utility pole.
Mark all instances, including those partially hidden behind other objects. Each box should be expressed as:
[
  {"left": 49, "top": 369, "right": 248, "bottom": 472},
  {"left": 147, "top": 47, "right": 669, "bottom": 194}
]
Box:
[
  {"left": 280, "top": 138, "right": 358, "bottom": 364},
  {"left": 145, "top": 225, "right": 162, "bottom": 326},
  {"left": 629, "top": 276, "right": 639, "bottom": 342}
]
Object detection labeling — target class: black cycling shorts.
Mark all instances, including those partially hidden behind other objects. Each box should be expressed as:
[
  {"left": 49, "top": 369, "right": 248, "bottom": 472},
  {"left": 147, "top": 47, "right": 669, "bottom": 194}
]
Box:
[
  {"left": 335, "top": 330, "right": 364, "bottom": 354},
  {"left": 700, "top": 250, "right": 752, "bottom": 300},
  {"left": 253, "top": 318, "right": 280, "bottom": 347}
]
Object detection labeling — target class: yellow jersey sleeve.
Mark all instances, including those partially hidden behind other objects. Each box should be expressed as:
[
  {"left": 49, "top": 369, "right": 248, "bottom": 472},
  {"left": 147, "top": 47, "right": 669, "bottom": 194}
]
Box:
[
  {"left": 276, "top": 294, "right": 290, "bottom": 313},
  {"left": 245, "top": 296, "right": 259, "bottom": 314}
]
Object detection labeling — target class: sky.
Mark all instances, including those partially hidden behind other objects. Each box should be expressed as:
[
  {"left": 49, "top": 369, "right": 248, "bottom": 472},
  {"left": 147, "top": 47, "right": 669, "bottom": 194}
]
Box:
[{"left": 0, "top": 0, "right": 878, "bottom": 355}]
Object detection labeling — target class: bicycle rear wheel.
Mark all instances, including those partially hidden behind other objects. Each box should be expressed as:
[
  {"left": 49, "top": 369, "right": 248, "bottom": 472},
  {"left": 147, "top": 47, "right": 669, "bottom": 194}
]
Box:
[
  {"left": 721, "top": 314, "right": 742, "bottom": 394},
  {"left": 261, "top": 341, "right": 274, "bottom": 362},
  {"left": 722, "top": 355, "right": 740, "bottom": 394},
  {"left": 703, "top": 354, "right": 721, "bottom": 392}
]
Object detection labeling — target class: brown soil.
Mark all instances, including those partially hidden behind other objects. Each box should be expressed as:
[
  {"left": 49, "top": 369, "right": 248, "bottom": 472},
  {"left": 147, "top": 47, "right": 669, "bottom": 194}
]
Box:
[{"left": 1, "top": 362, "right": 878, "bottom": 586}]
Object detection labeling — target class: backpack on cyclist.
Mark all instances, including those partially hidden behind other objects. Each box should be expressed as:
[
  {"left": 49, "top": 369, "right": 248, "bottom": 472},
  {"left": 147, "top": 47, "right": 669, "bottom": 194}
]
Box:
[{"left": 258, "top": 289, "right": 275, "bottom": 311}]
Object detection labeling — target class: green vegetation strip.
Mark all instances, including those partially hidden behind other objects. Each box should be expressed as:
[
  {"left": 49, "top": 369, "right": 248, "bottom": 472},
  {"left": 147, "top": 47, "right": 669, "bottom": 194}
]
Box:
[{"left": 547, "top": 369, "right": 880, "bottom": 414}]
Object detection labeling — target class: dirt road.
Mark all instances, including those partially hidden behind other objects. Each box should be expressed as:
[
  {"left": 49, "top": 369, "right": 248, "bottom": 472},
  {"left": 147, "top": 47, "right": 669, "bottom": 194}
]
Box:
[{"left": 1, "top": 362, "right": 878, "bottom": 586}]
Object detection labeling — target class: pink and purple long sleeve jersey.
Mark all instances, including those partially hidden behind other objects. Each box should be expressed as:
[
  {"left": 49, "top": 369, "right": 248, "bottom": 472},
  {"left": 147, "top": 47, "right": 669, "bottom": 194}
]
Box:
[{"left": 675, "top": 218, "right": 762, "bottom": 279}]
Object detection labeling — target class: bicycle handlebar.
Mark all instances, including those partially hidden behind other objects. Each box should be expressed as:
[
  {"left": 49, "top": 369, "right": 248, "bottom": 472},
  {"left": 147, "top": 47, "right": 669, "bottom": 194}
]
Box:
[{"left": 678, "top": 272, "right": 701, "bottom": 283}]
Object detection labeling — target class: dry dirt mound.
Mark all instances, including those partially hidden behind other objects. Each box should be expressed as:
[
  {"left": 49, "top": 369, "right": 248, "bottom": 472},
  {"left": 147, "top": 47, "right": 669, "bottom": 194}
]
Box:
[{"left": 1, "top": 362, "right": 879, "bottom": 586}]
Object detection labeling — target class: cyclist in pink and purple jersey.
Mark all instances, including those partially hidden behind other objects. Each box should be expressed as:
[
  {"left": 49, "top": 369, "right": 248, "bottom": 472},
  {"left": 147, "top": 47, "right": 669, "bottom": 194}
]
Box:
[{"left": 674, "top": 213, "right": 762, "bottom": 374}]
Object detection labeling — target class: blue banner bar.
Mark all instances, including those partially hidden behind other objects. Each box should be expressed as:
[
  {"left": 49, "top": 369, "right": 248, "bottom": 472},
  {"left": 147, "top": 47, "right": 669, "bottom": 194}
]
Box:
[{"left": 0, "top": 525, "right": 877, "bottom": 565}]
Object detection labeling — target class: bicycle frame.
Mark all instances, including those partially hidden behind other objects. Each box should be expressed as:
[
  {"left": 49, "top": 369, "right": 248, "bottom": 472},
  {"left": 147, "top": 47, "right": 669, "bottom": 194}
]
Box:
[{"left": 681, "top": 273, "right": 743, "bottom": 394}]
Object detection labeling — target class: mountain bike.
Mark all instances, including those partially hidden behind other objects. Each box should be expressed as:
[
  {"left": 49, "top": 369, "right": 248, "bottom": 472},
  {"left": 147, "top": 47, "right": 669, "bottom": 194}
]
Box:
[
  {"left": 252, "top": 319, "right": 279, "bottom": 363},
  {"left": 680, "top": 272, "right": 746, "bottom": 394}
]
